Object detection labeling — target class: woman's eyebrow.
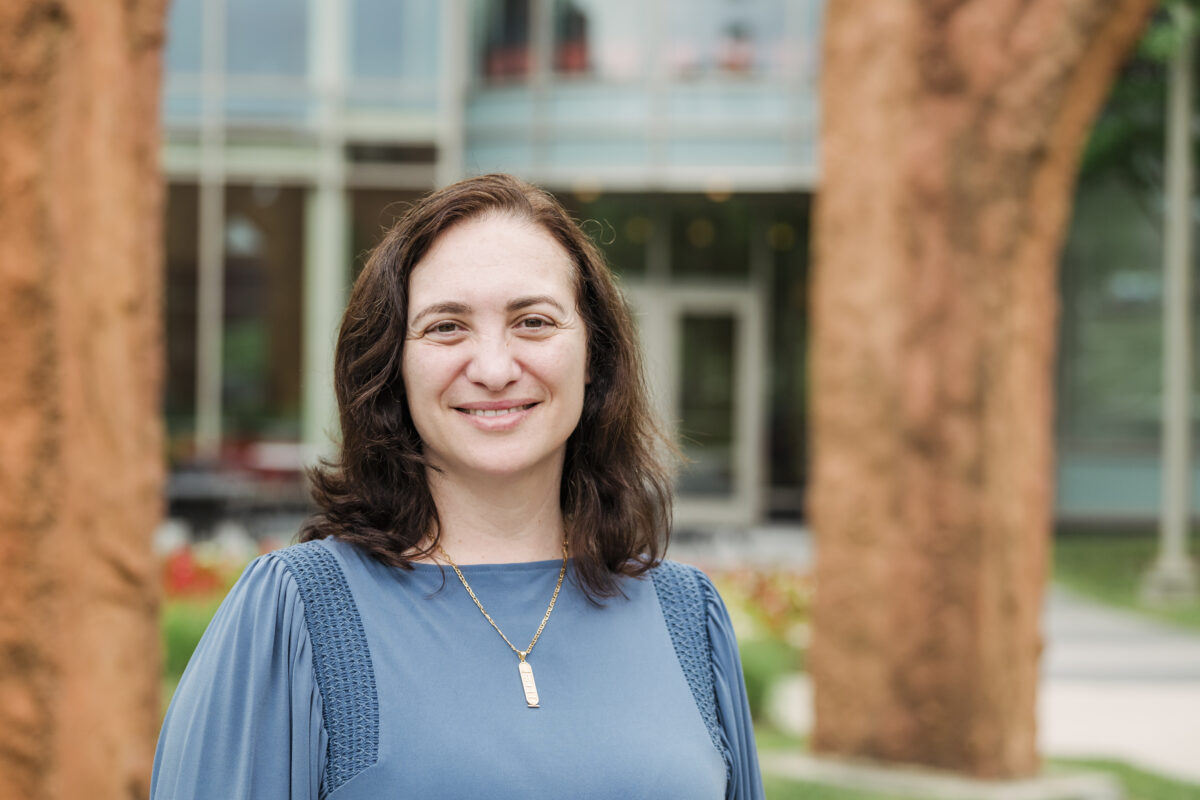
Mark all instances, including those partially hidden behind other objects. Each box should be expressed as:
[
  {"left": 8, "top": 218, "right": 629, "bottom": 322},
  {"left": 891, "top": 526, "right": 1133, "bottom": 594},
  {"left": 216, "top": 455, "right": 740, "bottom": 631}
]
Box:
[
  {"left": 410, "top": 295, "right": 566, "bottom": 326},
  {"left": 410, "top": 301, "right": 471, "bottom": 327},
  {"left": 507, "top": 295, "right": 566, "bottom": 314}
]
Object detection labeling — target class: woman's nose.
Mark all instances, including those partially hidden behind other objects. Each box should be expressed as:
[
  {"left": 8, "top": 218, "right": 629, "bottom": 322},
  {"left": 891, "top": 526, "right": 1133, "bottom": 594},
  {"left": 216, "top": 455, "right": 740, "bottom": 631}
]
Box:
[{"left": 464, "top": 334, "right": 521, "bottom": 390}]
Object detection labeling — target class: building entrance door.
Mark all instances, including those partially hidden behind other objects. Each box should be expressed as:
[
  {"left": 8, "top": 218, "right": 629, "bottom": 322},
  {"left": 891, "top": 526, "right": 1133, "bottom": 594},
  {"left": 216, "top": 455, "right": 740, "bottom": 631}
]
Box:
[{"left": 627, "top": 285, "right": 765, "bottom": 528}]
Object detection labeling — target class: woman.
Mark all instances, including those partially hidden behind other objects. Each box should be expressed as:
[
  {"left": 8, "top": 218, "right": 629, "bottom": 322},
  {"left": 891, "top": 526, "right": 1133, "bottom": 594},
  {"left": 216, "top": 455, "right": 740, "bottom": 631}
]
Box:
[{"left": 152, "top": 174, "right": 763, "bottom": 799}]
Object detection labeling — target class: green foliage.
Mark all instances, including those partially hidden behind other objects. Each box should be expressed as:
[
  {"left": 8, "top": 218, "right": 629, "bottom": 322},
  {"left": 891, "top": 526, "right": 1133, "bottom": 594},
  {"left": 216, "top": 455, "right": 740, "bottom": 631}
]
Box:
[
  {"left": 739, "top": 636, "right": 800, "bottom": 720},
  {"left": 1082, "top": 1, "right": 1200, "bottom": 199},
  {"left": 708, "top": 565, "right": 811, "bottom": 721},
  {"left": 753, "top": 725, "right": 807, "bottom": 752},
  {"left": 162, "top": 595, "right": 225, "bottom": 680},
  {"left": 1136, "top": 1, "right": 1200, "bottom": 61}
]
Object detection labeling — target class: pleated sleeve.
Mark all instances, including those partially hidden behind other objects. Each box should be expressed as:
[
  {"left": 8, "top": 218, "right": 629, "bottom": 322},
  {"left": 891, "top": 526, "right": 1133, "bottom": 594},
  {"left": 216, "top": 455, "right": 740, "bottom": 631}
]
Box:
[
  {"left": 698, "top": 571, "right": 765, "bottom": 800},
  {"left": 151, "top": 554, "right": 327, "bottom": 800}
]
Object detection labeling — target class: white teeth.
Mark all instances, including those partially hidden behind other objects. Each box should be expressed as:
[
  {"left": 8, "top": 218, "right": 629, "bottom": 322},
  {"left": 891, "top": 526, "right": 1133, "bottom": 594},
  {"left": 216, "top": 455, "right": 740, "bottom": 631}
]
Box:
[{"left": 463, "top": 404, "right": 532, "bottom": 417}]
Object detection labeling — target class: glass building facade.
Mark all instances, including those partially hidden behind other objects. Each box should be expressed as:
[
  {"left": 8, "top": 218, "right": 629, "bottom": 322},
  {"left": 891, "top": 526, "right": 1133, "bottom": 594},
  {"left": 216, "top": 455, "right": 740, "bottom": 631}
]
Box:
[{"left": 160, "top": 0, "right": 1186, "bottom": 531}]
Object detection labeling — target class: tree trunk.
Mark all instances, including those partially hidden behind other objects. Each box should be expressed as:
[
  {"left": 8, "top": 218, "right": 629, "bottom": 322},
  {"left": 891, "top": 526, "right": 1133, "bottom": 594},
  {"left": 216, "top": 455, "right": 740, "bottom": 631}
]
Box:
[
  {"left": 0, "top": 2, "right": 167, "bottom": 797},
  {"left": 809, "top": 0, "right": 1154, "bottom": 778}
]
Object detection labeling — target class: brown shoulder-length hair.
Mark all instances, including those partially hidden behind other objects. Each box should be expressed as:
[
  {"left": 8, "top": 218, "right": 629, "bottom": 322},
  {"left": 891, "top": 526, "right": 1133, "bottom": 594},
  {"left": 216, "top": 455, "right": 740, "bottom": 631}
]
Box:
[{"left": 300, "top": 173, "right": 674, "bottom": 598}]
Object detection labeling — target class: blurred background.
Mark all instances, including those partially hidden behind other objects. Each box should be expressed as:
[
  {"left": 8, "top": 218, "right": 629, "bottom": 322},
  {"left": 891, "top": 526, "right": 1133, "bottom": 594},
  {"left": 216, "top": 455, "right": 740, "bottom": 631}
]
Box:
[
  {"left": 162, "top": 0, "right": 818, "bottom": 540},
  {"left": 154, "top": 1, "right": 1200, "bottom": 795},
  {"left": 160, "top": 0, "right": 1181, "bottom": 540}
]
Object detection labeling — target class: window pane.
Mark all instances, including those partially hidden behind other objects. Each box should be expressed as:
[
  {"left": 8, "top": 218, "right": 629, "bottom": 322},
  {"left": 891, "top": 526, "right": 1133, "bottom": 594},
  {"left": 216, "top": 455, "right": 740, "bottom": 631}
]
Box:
[
  {"left": 669, "top": 195, "right": 752, "bottom": 279},
  {"left": 165, "top": 0, "right": 203, "bottom": 74},
  {"left": 664, "top": 0, "right": 788, "bottom": 77},
  {"left": 765, "top": 196, "right": 811, "bottom": 516},
  {"left": 226, "top": 0, "right": 308, "bottom": 76},
  {"left": 350, "top": 0, "right": 439, "bottom": 80},
  {"left": 480, "top": 0, "right": 531, "bottom": 81},
  {"left": 565, "top": 193, "right": 651, "bottom": 277},
  {"left": 222, "top": 185, "right": 305, "bottom": 442},
  {"left": 1058, "top": 177, "right": 1171, "bottom": 450},
  {"left": 165, "top": 184, "right": 199, "bottom": 464},
  {"left": 350, "top": 189, "right": 423, "bottom": 278},
  {"left": 678, "top": 314, "right": 737, "bottom": 496},
  {"left": 553, "top": 0, "right": 645, "bottom": 79}
]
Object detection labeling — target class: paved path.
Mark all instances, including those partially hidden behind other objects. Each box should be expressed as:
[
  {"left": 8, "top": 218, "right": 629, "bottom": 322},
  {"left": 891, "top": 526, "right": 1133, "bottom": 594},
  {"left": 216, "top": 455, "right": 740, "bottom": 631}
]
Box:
[
  {"left": 1039, "top": 587, "right": 1200, "bottom": 783},
  {"left": 674, "top": 526, "right": 1200, "bottom": 785}
]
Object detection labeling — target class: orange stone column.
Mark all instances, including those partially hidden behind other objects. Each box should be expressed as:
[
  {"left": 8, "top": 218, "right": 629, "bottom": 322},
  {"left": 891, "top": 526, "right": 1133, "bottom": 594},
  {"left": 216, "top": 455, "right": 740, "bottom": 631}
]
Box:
[
  {"left": 810, "top": 0, "right": 1154, "bottom": 778},
  {"left": 0, "top": 2, "right": 167, "bottom": 797}
]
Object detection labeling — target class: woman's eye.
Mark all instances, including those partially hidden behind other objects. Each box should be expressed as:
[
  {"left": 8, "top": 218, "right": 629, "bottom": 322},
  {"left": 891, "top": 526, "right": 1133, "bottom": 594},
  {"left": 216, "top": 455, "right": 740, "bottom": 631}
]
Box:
[
  {"left": 430, "top": 321, "right": 460, "bottom": 335},
  {"left": 520, "top": 317, "right": 550, "bottom": 330}
]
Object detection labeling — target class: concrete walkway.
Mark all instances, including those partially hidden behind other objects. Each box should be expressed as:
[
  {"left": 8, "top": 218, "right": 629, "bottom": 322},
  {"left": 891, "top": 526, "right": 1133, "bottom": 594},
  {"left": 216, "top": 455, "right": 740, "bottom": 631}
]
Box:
[
  {"left": 674, "top": 526, "right": 1200, "bottom": 786},
  {"left": 1039, "top": 587, "right": 1200, "bottom": 784}
]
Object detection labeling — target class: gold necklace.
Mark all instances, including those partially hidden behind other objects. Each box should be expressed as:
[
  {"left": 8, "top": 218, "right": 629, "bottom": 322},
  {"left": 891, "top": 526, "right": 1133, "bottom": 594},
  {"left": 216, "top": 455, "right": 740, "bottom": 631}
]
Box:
[{"left": 437, "top": 541, "right": 568, "bottom": 708}]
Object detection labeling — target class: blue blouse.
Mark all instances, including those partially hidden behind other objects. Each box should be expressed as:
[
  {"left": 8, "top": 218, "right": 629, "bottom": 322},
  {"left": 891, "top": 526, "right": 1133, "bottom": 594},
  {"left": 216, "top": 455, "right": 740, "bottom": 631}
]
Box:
[{"left": 152, "top": 538, "right": 763, "bottom": 799}]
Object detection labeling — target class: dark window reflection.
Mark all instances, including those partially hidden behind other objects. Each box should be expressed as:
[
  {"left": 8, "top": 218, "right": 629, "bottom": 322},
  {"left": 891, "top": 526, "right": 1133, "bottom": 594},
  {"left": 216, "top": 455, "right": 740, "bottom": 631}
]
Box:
[
  {"left": 165, "top": 184, "right": 200, "bottom": 462},
  {"left": 765, "top": 196, "right": 811, "bottom": 517},
  {"left": 350, "top": 189, "right": 423, "bottom": 278},
  {"left": 669, "top": 195, "right": 752, "bottom": 279},
  {"left": 482, "top": 0, "right": 531, "bottom": 81},
  {"left": 554, "top": 1, "right": 589, "bottom": 74},
  {"left": 552, "top": 1, "right": 645, "bottom": 79},
  {"left": 678, "top": 314, "right": 737, "bottom": 496},
  {"left": 1058, "top": 178, "right": 1170, "bottom": 449},
  {"left": 221, "top": 185, "right": 304, "bottom": 441},
  {"left": 563, "top": 193, "right": 652, "bottom": 277}
]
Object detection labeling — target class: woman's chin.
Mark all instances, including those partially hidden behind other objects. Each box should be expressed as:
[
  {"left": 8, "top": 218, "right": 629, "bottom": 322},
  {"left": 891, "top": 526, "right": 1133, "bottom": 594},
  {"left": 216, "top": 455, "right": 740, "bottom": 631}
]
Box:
[{"left": 429, "top": 450, "right": 566, "bottom": 485}]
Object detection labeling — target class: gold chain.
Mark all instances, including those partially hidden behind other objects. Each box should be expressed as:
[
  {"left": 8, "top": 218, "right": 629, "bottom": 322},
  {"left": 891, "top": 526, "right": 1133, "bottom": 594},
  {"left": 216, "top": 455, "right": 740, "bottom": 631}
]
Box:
[{"left": 438, "top": 540, "right": 568, "bottom": 663}]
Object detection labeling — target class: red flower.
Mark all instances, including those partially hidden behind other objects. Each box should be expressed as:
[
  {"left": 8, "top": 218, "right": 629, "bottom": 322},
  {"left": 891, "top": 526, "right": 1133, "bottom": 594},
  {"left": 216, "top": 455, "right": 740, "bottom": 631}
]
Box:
[{"left": 162, "top": 547, "right": 223, "bottom": 597}]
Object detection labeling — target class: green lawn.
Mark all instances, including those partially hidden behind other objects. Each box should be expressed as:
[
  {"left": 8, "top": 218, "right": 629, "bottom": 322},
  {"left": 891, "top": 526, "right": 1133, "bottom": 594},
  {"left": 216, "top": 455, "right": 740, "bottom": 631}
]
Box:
[
  {"left": 1054, "top": 527, "right": 1200, "bottom": 630},
  {"left": 161, "top": 594, "right": 226, "bottom": 716},
  {"left": 764, "top": 775, "right": 925, "bottom": 800}
]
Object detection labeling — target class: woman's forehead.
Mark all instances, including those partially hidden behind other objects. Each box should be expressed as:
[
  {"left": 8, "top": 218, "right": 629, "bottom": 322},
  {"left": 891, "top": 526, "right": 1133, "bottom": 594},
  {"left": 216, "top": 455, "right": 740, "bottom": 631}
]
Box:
[{"left": 408, "top": 215, "right": 577, "bottom": 305}]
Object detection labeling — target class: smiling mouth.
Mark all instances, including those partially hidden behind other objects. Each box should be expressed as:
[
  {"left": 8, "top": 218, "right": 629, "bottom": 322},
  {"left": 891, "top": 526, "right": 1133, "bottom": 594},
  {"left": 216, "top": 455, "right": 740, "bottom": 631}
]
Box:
[{"left": 457, "top": 403, "right": 537, "bottom": 418}]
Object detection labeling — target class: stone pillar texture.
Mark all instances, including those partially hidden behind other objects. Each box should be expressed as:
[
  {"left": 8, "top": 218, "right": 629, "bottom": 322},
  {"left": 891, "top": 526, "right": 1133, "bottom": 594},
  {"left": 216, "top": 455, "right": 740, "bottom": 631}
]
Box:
[
  {"left": 809, "top": 0, "right": 1155, "bottom": 779},
  {"left": 0, "top": 1, "right": 167, "bottom": 797}
]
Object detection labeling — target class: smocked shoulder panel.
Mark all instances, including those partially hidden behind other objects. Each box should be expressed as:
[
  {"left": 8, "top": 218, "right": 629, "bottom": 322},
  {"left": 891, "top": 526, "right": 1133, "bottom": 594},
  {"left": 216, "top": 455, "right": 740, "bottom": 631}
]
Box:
[
  {"left": 650, "top": 561, "right": 731, "bottom": 777},
  {"left": 274, "top": 541, "right": 379, "bottom": 798}
]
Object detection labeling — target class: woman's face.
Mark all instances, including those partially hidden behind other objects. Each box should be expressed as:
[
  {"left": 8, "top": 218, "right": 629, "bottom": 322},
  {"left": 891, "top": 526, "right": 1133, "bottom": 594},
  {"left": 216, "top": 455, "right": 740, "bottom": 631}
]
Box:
[{"left": 401, "top": 213, "right": 589, "bottom": 483}]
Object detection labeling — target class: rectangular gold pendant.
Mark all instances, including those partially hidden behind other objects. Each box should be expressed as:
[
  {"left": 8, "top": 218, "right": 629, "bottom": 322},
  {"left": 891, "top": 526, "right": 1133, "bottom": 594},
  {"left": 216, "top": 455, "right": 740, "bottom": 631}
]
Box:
[{"left": 518, "top": 660, "right": 540, "bottom": 707}]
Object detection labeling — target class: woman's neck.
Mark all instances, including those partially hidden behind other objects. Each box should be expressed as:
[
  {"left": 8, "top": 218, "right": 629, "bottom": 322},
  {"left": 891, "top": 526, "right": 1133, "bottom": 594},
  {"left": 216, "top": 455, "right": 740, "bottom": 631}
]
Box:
[{"left": 424, "top": 467, "right": 566, "bottom": 564}]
